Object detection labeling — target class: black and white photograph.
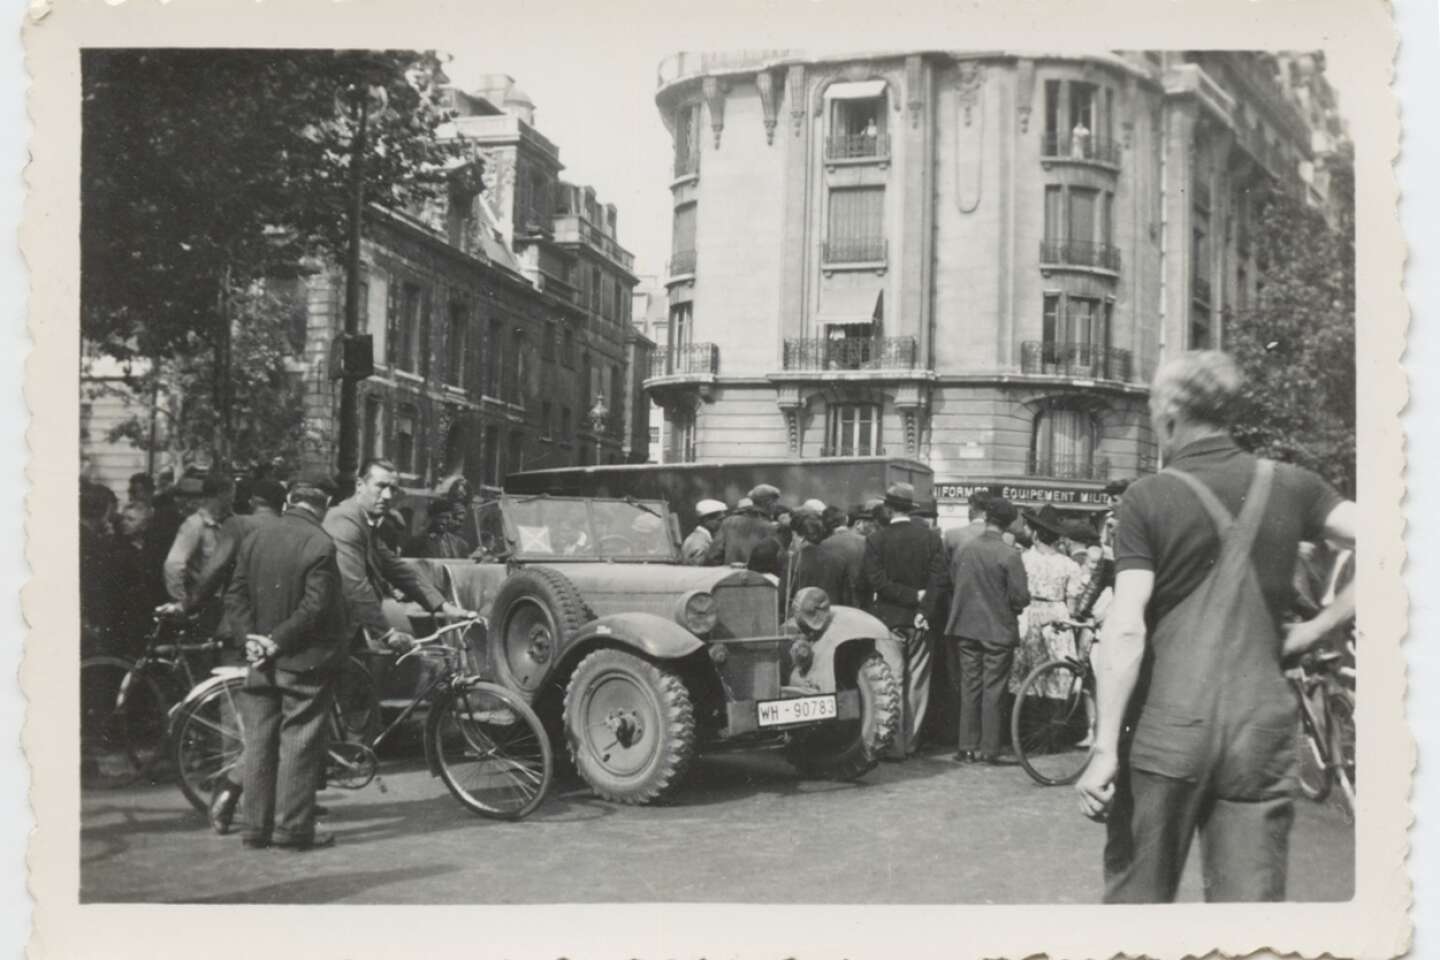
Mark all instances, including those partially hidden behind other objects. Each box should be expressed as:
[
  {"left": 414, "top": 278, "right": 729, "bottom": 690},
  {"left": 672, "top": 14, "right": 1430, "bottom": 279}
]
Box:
[{"left": 21, "top": 1, "right": 1413, "bottom": 957}]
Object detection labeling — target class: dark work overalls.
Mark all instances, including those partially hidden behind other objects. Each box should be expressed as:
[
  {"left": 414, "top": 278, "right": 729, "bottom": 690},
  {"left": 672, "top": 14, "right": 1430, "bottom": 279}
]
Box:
[{"left": 1104, "top": 460, "right": 1299, "bottom": 903}]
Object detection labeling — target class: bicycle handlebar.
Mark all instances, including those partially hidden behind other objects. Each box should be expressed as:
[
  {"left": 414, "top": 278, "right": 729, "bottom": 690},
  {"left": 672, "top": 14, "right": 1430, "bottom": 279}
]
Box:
[{"left": 394, "top": 617, "right": 485, "bottom": 666}]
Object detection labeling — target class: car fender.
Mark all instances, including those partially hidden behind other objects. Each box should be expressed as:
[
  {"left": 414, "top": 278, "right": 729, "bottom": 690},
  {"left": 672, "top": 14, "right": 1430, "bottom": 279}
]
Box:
[
  {"left": 800, "top": 606, "right": 901, "bottom": 692},
  {"left": 562, "top": 611, "right": 705, "bottom": 666}
]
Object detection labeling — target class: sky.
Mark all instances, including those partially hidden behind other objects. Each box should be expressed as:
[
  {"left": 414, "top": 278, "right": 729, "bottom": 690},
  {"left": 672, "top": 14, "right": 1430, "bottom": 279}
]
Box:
[{"left": 446, "top": 46, "right": 1365, "bottom": 289}]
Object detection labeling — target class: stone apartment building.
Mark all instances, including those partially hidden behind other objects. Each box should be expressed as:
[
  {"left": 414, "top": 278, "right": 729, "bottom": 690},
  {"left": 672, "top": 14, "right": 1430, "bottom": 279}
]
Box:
[{"left": 644, "top": 49, "right": 1349, "bottom": 520}]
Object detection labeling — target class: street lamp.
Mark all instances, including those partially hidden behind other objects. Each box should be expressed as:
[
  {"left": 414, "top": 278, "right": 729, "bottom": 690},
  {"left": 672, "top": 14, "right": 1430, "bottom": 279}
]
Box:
[{"left": 587, "top": 393, "right": 610, "bottom": 436}]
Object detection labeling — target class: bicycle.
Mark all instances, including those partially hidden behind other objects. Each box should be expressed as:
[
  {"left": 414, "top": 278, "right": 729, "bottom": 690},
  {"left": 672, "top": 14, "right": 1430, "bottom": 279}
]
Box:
[
  {"left": 1010, "top": 618, "right": 1097, "bottom": 787},
  {"left": 80, "top": 614, "right": 225, "bottom": 788},
  {"left": 169, "top": 617, "right": 553, "bottom": 821},
  {"left": 1289, "top": 644, "right": 1356, "bottom": 821}
]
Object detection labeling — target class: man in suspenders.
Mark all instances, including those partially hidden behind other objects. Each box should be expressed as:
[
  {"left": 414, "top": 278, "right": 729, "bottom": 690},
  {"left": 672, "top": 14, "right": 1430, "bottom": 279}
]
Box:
[{"left": 1076, "top": 351, "right": 1356, "bottom": 903}]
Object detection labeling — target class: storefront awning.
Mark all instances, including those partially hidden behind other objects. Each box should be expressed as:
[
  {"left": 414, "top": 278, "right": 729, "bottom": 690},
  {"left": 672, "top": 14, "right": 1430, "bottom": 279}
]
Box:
[
  {"left": 817, "top": 287, "right": 883, "bottom": 328},
  {"left": 825, "top": 80, "right": 887, "bottom": 101}
]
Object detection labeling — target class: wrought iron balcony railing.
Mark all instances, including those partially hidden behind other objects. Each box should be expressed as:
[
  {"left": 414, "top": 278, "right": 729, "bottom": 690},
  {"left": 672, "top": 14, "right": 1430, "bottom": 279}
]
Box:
[
  {"left": 825, "top": 133, "right": 890, "bottom": 161},
  {"left": 1193, "top": 275, "right": 1213, "bottom": 304},
  {"left": 1039, "top": 239, "right": 1122, "bottom": 272},
  {"left": 1028, "top": 453, "right": 1112, "bottom": 482},
  {"left": 822, "top": 236, "right": 887, "bottom": 265},
  {"left": 674, "top": 149, "right": 700, "bottom": 179},
  {"left": 782, "top": 335, "right": 919, "bottom": 372},
  {"left": 1020, "top": 341, "right": 1135, "bottom": 382},
  {"left": 668, "top": 248, "right": 698, "bottom": 277},
  {"left": 1040, "top": 131, "right": 1122, "bottom": 166},
  {"left": 649, "top": 342, "right": 719, "bottom": 379}
]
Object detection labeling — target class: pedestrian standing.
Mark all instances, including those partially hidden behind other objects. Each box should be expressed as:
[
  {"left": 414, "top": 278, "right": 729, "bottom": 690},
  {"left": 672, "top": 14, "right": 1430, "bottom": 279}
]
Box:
[
  {"left": 1011, "top": 505, "right": 1085, "bottom": 694},
  {"left": 704, "top": 484, "right": 780, "bottom": 566},
  {"left": 682, "top": 499, "right": 728, "bottom": 565},
  {"left": 861, "top": 482, "right": 946, "bottom": 759},
  {"left": 224, "top": 471, "right": 348, "bottom": 850},
  {"left": 944, "top": 491, "right": 991, "bottom": 564},
  {"left": 1075, "top": 351, "right": 1356, "bottom": 902},
  {"left": 162, "top": 474, "right": 235, "bottom": 612},
  {"left": 945, "top": 496, "right": 1030, "bottom": 763},
  {"left": 787, "top": 510, "right": 853, "bottom": 610}
]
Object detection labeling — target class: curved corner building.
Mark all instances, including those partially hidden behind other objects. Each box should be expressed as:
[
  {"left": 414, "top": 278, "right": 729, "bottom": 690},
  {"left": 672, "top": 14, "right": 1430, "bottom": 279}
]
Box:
[{"left": 644, "top": 50, "right": 1347, "bottom": 520}]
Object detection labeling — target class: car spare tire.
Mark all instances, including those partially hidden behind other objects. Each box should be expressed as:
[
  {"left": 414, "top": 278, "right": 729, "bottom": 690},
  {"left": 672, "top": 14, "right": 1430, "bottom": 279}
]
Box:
[
  {"left": 784, "top": 651, "right": 899, "bottom": 781},
  {"left": 490, "top": 567, "right": 592, "bottom": 698}
]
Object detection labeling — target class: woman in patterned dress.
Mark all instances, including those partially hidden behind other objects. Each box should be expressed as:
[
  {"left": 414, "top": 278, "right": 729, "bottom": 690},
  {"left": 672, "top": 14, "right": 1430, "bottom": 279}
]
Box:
[{"left": 1010, "top": 505, "right": 1084, "bottom": 697}]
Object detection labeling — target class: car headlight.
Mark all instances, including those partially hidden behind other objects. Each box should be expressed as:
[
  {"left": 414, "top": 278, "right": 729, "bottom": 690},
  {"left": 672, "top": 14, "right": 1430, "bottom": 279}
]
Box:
[
  {"left": 675, "top": 590, "right": 718, "bottom": 637},
  {"left": 790, "top": 586, "right": 833, "bottom": 635}
]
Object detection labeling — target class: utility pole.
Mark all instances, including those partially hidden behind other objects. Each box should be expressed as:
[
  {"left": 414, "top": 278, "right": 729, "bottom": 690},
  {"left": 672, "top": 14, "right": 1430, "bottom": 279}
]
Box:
[{"left": 335, "top": 91, "right": 371, "bottom": 482}]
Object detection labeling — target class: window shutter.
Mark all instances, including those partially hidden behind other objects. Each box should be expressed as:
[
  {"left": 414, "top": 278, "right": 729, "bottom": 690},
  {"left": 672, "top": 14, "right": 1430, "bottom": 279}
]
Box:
[{"left": 385, "top": 276, "right": 399, "bottom": 366}]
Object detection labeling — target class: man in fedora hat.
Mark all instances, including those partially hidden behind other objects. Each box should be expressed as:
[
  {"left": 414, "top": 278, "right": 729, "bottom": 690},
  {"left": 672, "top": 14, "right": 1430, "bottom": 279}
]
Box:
[
  {"left": 682, "top": 499, "right": 729, "bottom": 565},
  {"left": 863, "top": 482, "right": 946, "bottom": 758},
  {"left": 705, "top": 483, "right": 781, "bottom": 566}
]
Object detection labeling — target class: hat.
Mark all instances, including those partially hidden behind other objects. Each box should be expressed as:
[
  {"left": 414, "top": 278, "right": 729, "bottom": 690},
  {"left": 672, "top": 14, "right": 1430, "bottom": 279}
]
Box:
[
  {"left": 1064, "top": 519, "right": 1100, "bottom": 546},
  {"left": 857, "top": 497, "right": 886, "bottom": 520},
  {"left": 1023, "top": 504, "right": 1067, "bottom": 537},
  {"left": 250, "top": 479, "right": 287, "bottom": 512},
  {"left": 800, "top": 498, "right": 827, "bottom": 515},
  {"left": 290, "top": 468, "right": 338, "bottom": 497},
  {"left": 747, "top": 483, "right": 781, "bottom": 502},
  {"left": 736, "top": 496, "right": 754, "bottom": 511},
  {"left": 968, "top": 489, "right": 993, "bottom": 510},
  {"left": 987, "top": 496, "right": 1018, "bottom": 530},
  {"left": 695, "top": 498, "right": 727, "bottom": 519},
  {"left": 884, "top": 482, "right": 916, "bottom": 512}
]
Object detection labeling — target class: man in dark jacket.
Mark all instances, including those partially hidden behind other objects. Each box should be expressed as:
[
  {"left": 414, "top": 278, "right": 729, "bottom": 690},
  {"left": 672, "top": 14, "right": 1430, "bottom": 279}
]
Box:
[
  {"left": 225, "top": 472, "right": 350, "bottom": 850},
  {"left": 705, "top": 483, "right": 781, "bottom": 566},
  {"left": 946, "top": 496, "right": 1030, "bottom": 763},
  {"left": 862, "top": 482, "right": 947, "bottom": 759}
]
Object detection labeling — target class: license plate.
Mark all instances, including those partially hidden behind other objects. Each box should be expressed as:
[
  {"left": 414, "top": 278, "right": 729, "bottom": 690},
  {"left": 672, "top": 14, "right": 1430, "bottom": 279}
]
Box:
[{"left": 756, "top": 694, "right": 837, "bottom": 727}]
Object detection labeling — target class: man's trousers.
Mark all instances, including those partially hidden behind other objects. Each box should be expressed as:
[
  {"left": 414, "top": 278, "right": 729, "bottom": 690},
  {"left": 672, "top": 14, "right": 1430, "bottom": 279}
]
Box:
[
  {"left": 239, "top": 664, "right": 335, "bottom": 845},
  {"left": 954, "top": 635, "right": 1013, "bottom": 757},
  {"left": 1103, "top": 762, "right": 1294, "bottom": 903},
  {"left": 884, "top": 626, "right": 932, "bottom": 759}
]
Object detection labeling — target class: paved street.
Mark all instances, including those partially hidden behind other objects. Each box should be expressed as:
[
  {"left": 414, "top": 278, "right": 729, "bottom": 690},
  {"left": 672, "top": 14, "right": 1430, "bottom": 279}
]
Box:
[{"left": 81, "top": 734, "right": 1355, "bottom": 905}]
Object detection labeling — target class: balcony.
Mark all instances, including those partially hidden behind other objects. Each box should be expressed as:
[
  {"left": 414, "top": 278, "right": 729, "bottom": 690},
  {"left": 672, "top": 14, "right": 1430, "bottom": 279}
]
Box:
[
  {"left": 1040, "top": 132, "right": 1122, "bottom": 168},
  {"left": 674, "top": 149, "right": 700, "bottom": 180},
  {"left": 782, "top": 335, "right": 918, "bottom": 372},
  {"left": 825, "top": 133, "right": 890, "bottom": 162},
  {"left": 1028, "top": 453, "right": 1112, "bottom": 482},
  {"left": 1020, "top": 341, "right": 1134, "bottom": 382},
  {"left": 552, "top": 214, "right": 636, "bottom": 272},
  {"left": 822, "top": 236, "right": 887, "bottom": 266},
  {"left": 1039, "top": 239, "right": 1122, "bottom": 273},
  {"left": 1193, "top": 275, "right": 1213, "bottom": 305},
  {"left": 667, "top": 248, "right": 698, "bottom": 278},
  {"left": 649, "top": 342, "right": 719, "bottom": 379}
]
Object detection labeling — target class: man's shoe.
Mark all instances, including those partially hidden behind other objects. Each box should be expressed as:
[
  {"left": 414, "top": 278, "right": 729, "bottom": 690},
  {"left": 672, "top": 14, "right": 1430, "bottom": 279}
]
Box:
[
  {"left": 240, "top": 835, "right": 270, "bottom": 850},
  {"left": 272, "top": 831, "right": 336, "bottom": 851},
  {"left": 983, "top": 751, "right": 1020, "bottom": 766},
  {"left": 952, "top": 750, "right": 978, "bottom": 763},
  {"left": 208, "top": 783, "right": 241, "bottom": 835}
]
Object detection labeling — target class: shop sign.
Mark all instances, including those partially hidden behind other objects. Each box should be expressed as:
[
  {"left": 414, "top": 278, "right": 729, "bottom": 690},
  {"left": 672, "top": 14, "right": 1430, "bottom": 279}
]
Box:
[{"left": 936, "top": 480, "right": 1111, "bottom": 507}]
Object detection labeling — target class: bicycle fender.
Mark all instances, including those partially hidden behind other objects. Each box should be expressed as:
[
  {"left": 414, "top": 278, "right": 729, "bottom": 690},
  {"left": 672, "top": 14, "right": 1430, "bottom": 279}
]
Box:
[
  {"left": 566, "top": 612, "right": 705, "bottom": 663},
  {"left": 803, "top": 606, "right": 900, "bottom": 692}
]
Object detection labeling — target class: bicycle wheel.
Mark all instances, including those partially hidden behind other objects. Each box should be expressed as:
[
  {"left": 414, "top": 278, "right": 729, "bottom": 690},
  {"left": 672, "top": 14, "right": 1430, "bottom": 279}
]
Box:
[
  {"left": 172, "top": 675, "right": 246, "bottom": 814},
  {"left": 1011, "top": 659, "right": 1094, "bottom": 786},
  {"left": 1327, "top": 687, "right": 1356, "bottom": 820},
  {"left": 428, "top": 680, "right": 552, "bottom": 820},
  {"left": 1296, "top": 686, "right": 1332, "bottom": 802},
  {"left": 80, "top": 656, "right": 166, "bottom": 789},
  {"left": 335, "top": 656, "right": 381, "bottom": 737}
]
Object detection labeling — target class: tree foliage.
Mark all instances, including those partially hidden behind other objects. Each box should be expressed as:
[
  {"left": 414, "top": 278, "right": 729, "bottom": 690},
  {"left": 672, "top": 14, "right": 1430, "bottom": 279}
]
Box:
[
  {"left": 80, "top": 48, "right": 464, "bottom": 465},
  {"left": 1227, "top": 173, "right": 1356, "bottom": 498}
]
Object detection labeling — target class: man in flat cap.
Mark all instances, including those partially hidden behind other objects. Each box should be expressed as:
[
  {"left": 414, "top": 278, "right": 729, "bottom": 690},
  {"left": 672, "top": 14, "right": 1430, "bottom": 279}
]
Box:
[
  {"left": 705, "top": 483, "right": 781, "bottom": 566},
  {"left": 862, "top": 482, "right": 947, "bottom": 758},
  {"left": 682, "top": 499, "right": 729, "bottom": 565}
]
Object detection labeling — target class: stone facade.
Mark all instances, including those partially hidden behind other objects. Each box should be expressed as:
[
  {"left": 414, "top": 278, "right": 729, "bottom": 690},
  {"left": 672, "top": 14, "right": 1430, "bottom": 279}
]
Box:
[{"left": 647, "top": 50, "right": 1347, "bottom": 520}]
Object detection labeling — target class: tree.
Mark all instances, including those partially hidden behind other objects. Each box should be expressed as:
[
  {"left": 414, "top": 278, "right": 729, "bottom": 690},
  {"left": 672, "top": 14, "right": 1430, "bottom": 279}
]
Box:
[
  {"left": 1226, "top": 173, "right": 1356, "bottom": 498},
  {"left": 80, "top": 49, "right": 465, "bottom": 466}
]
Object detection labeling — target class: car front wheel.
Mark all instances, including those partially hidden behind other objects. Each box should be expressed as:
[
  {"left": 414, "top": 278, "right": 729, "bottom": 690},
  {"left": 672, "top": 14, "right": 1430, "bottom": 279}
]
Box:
[
  {"left": 563, "top": 649, "right": 696, "bottom": 805},
  {"left": 784, "top": 651, "right": 899, "bottom": 781}
]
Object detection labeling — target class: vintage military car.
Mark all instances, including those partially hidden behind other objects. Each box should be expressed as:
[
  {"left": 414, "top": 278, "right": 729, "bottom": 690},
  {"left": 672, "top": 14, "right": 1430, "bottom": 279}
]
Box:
[{"left": 410, "top": 494, "right": 901, "bottom": 805}]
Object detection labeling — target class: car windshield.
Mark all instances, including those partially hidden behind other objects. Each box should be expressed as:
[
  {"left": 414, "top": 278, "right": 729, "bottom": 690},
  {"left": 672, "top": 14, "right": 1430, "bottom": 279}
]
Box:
[{"left": 502, "top": 498, "right": 674, "bottom": 560}]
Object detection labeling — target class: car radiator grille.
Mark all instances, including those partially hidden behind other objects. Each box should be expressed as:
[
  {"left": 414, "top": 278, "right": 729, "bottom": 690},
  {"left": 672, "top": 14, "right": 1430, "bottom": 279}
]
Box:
[{"left": 711, "top": 581, "right": 779, "bottom": 640}]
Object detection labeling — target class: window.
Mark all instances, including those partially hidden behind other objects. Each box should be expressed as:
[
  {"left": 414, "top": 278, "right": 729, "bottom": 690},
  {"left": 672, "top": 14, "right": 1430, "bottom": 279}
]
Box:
[
  {"left": 1193, "top": 224, "right": 1212, "bottom": 304},
  {"left": 611, "top": 363, "right": 624, "bottom": 429},
  {"left": 1033, "top": 293, "right": 1117, "bottom": 378},
  {"left": 671, "top": 203, "right": 697, "bottom": 275},
  {"left": 580, "top": 352, "right": 593, "bottom": 414},
  {"left": 670, "top": 409, "right": 696, "bottom": 463},
  {"left": 1190, "top": 304, "right": 1213, "bottom": 350},
  {"left": 827, "top": 84, "right": 887, "bottom": 159},
  {"left": 674, "top": 103, "right": 702, "bottom": 177},
  {"left": 1067, "top": 188, "right": 1097, "bottom": 245},
  {"left": 613, "top": 283, "right": 625, "bottom": 326},
  {"left": 363, "top": 395, "right": 383, "bottom": 459},
  {"left": 543, "top": 320, "right": 556, "bottom": 362},
  {"left": 1041, "top": 184, "right": 1118, "bottom": 270},
  {"left": 1042, "top": 80, "right": 1114, "bottom": 160},
  {"left": 1102, "top": 191, "right": 1115, "bottom": 248},
  {"left": 447, "top": 301, "right": 467, "bottom": 387},
  {"left": 486, "top": 319, "right": 503, "bottom": 397},
  {"left": 510, "top": 332, "right": 528, "bottom": 405},
  {"left": 827, "top": 403, "right": 881, "bottom": 457},
  {"left": 560, "top": 406, "right": 572, "bottom": 442},
  {"left": 670, "top": 303, "right": 692, "bottom": 350},
  {"left": 508, "top": 430, "right": 525, "bottom": 476},
  {"left": 826, "top": 187, "right": 885, "bottom": 263},
  {"left": 395, "top": 405, "right": 417, "bottom": 476},
  {"left": 1044, "top": 186, "right": 1063, "bottom": 242},
  {"left": 591, "top": 266, "right": 603, "bottom": 313},
  {"left": 483, "top": 425, "right": 500, "bottom": 487},
  {"left": 540, "top": 400, "right": 553, "bottom": 439},
  {"left": 1031, "top": 407, "right": 1099, "bottom": 480},
  {"left": 398, "top": 283, "right": 422, "bottom": 373}
]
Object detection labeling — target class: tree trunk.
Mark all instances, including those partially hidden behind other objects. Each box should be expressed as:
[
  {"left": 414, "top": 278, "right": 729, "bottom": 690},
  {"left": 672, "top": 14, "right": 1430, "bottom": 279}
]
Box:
[{"left": 213, "top": 266, "right": 233, "bottom": 468}]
